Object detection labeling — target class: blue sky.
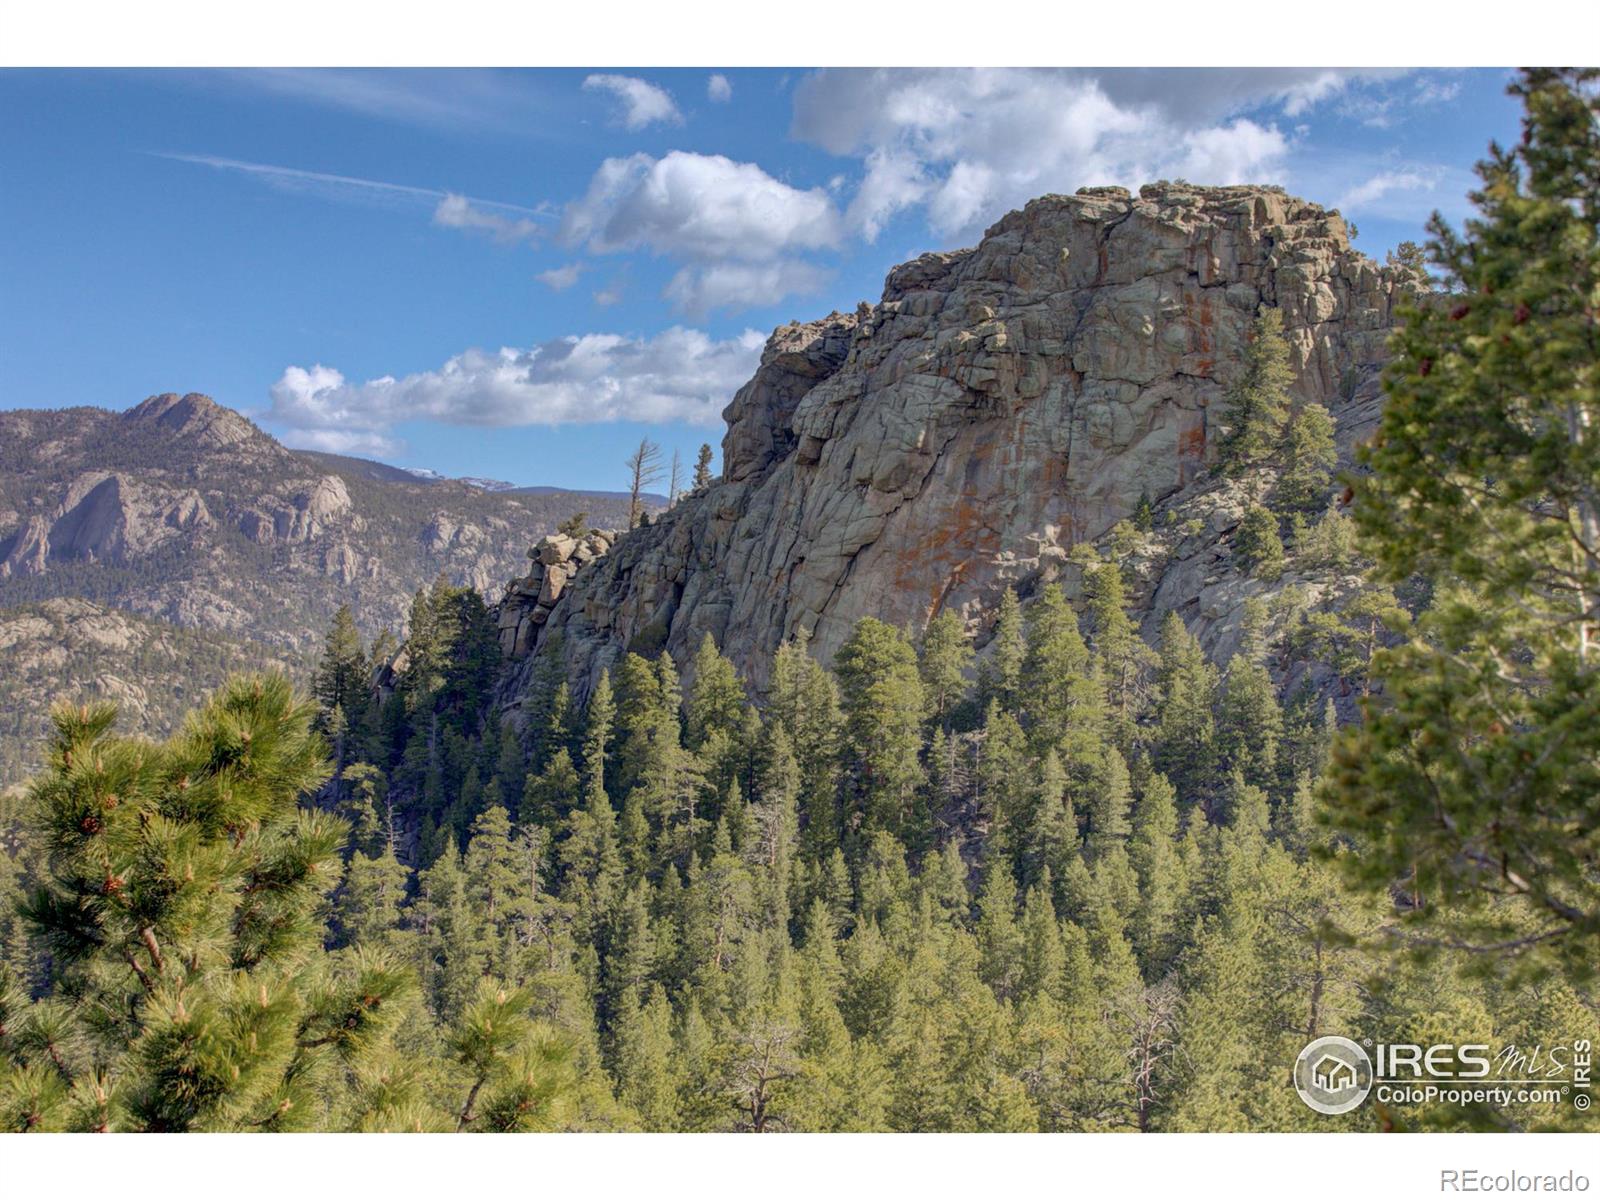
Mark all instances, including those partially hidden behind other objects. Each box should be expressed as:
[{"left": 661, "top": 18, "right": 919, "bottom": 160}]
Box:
[{"left": 0, "top": 68, "right": 1522, "bottom": 491}]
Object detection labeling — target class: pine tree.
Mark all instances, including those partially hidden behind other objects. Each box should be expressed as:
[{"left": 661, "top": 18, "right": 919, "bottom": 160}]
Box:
[
  {"left": 1219, "top": 306, "right": 1295, "bottom": 471},
  {"left": 978, "top": 587, "right": 1024, "bottom": 713},
  {"left": 834, "top": 618, "right": 926, "bottom": 839},
  {"left": 1018, "top": 584, "right": 1103, "bottom": 761},
  {"left": 1292, "top": 583, "right": 1408, "bottom": 698},
  {"left": 1276, "top": 399, "right": 1338, "bottom": 514},
  {"left": 1216, "top": 656, "right": 1283, "bottom": 799},
  {"left": 17, "top": 676, "right": 414, "bottom": 1131},
  {"left": 768, "top": 639, "right": 842, "bottom": 864},
  {"left": 1085, "top": 558, "right": 1157, "bottom": 744},
  {"left": 975, "top": 864, "right": 1022, "bottom": 1002},
  {"left": 1129, "top": 770, "right": 1184, "bottom": 972},
  {"left": 521, "top": 746, "right": 580, "bottom": 831},
  {"left": 685, "top": 634, "right": 745, "bottom": 751},
  {"left": 448, "top": 980, "right": 577, "bottom": 1131},
  {"left": 1153, "top": 611, "right": 1219, "bottom": 803},
  {"left": 581, "top": 670, "right": 615, "bottom": 811},
  {"left": 1328, "top": 69, "right": 1600, "bottom": 983},
  {"left": 918, "top": 609, "right": 974, "bottom": 730},
  {"left": 751, "top": 725, "right": 800, "bottom": 930},
  {"left": 311, "top": 605, "right": 369, "bottom": 790},
  {"left": 335, "top": 846, "right": 409, "bottom": 948},
  {"left": 1234, "top": 506, "right": 1285, "bottom": 582},
  {"left": 692, "top": 442, "right": 715, "bottom": 491}
]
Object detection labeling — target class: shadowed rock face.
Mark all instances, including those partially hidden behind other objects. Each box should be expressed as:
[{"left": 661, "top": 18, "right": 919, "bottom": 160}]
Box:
[{"left": 503, "top": 183, "right": 1411, "bottom": 703}]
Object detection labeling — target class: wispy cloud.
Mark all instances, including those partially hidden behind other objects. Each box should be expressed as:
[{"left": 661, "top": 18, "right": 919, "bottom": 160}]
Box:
[
  {"left": 536, "top": 263, "right": 584, "bottom": 291},
  {"left": 708, "top": 74, "right": 733, "bottom": 103},
  {"left": 217, "top": 68, "right": 560, "bottom": 135},
  {"left": 432, "top": 194, "right": 543, "bottom": 244},
  {"left": 1334, "top": 170, "right": 1433, "bottom": 213},
  {"left": 156, "top": 153, "right": 551, "bottom": 231}
]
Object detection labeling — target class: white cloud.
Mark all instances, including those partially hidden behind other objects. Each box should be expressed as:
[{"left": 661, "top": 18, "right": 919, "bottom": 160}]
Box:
[
  {"left": 1175, "top": 120, "right": 1290, "bottom": 186},
  {"left": 664, "top": 260, "right": 833, "bottom": 316},
  {"left": 708, "top": 74, "right": 733, "bottom": 103},
  {"left": 1413, "top": 78, "right": 1462, "bottom": 106},
  {"left": 433, "top": 194, "right": 542, "bottom": 244},
  {"left": 536, "top": 263, "right": 583, "bottom": 290},
  {"left": 1334, "top": 171, "right": 1433, "bottom": 214},
  {"left": 1278, "top": 71, "right": 1349, "bottom": 117},
  {"left": 563, "top": 151, "right": 840, "bottom": 261},
  {"left": 269, "top": 327, "right": 767, "bottom": 450},
  {"left": 846, "top": 150, "right": 929, "bottom": 240},
  {"left": 791, "top": 69, "right": 1292, "bottom": 242},
  {"left": 582, "top": 74, "right": 682, "bottom": 130},
  {"left": 561, "top": 151, "right": 841, "bottom": 311},
  {"left": 593, "top": 284, "right": 624, "bottom": 306}
]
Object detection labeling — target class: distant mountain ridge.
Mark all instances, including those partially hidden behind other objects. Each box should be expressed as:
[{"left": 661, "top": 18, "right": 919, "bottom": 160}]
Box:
[{"left": 0, "top": 393, "right": 656, "bottom": 782}]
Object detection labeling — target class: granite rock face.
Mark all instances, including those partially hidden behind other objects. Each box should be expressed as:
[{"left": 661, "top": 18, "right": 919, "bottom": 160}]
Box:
[
  {"left": 496, "top": 528, "right": 619, "bottom": 660},
  {"left": 503, "top": 183, "right": 1411, "bottom": 704}
]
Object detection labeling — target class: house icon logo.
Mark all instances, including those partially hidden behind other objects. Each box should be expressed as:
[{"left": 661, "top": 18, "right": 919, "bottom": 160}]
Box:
[
  {"left": 1312, "top": 1054, "right": 1358, "bottom": 1094},
  {"left": 1294, "top": 1036, "right": 1373, "bottom": 1115}
]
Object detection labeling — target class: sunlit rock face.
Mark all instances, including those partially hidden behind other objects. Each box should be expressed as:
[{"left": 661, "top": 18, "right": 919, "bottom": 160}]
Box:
[{"left": 505, "top": 183, "right": 1409, "bottom": 704}]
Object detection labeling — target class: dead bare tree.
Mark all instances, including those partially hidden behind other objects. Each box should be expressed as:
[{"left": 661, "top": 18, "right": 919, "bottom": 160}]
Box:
[
  {"left": 668, "top": 448, "right": 683, "bottom": 506},
  {"left": 726, "top": 1020, "right": 799, "bottom": 1132},
  {"left": 624, "top": 437, "right": 664, "bottom": 528}
]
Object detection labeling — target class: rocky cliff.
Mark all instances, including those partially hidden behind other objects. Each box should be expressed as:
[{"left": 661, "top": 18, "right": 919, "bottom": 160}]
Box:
[{"left": 499, "top": 182, "right": 1411, "bottom": 708}]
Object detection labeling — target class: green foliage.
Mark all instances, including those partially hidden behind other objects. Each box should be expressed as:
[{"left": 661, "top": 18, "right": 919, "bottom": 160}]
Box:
[
  {"left": 1234, "top": 506, "right": 1286, "bottom": 582},
  {"left": 1327, "top": 69, "right": 1600, "bottom": 986},
  {"left": 834, "top": 619, "right": 926, "bottom": 841},
  {"left": 1219, "top": 307, "right": 1295, "bottom": 472},
  {"left": 1276, "top": 400, "right": 1339, "bottom": 514}
]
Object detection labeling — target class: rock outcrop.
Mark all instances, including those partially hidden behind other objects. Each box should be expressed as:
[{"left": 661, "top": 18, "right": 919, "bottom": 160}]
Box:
[
  {"left": 496, "top": 528, "right": 618, "bottom": 659},
  {"left": 124, "top": 392, "right": 264, "bottom": 450},
  {"left": 503, "top": 183, "right": 1412, "bottom": 705}
]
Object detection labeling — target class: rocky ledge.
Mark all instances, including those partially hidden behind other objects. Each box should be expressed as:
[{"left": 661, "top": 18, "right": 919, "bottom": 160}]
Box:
[{"left": 496, "top": 527, "right": 618, "bottom": 659}]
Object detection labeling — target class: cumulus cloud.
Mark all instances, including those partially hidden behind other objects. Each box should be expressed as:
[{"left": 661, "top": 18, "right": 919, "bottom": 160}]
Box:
[
  {"left": 268, "top": 327, "right": 765, "bottom": 451},
  {"left": 708, "top": 74, "right": 733, "bottom": 103},
  {"left": 1175, "top": 121, "right": 1290, "bottom": 187},
  {"left": 433, "top": 193, "right": 543, "bottom": 244},
  {"left": 536, "top": 263, "right": 583, "bottom": 290},
  {"left": 561, "top": 151, "right": 842, "bottom": 311},
  {"left": 791, "top": 69, "right": 1295, "bottom": 242},
  {"left": 664, "top": 260, "right": 833, "bottom": 317},
  {"left": 563, "top": 151, "right": 840, "bottom": 261},
  {"left": 582, "top": 74, "right": 682, "bottom": 130}
]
